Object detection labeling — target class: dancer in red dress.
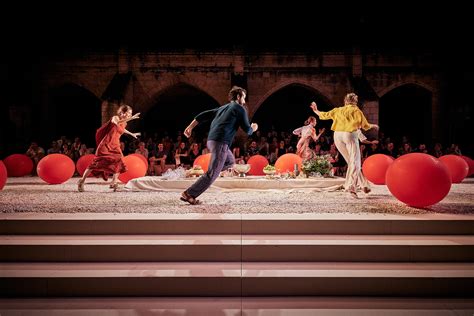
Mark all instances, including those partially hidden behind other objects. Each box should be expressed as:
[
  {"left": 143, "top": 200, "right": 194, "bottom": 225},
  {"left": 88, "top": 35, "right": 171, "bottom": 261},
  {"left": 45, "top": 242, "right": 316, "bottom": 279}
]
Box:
[{"left": 78, "top": 105, "right": 140, "bottom": 192}]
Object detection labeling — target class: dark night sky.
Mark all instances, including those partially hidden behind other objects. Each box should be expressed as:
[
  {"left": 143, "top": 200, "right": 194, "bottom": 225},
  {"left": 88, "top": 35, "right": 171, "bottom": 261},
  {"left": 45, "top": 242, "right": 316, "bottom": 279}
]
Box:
[{"left": 2, "top": 3, "right": 471, "bottom": 55}]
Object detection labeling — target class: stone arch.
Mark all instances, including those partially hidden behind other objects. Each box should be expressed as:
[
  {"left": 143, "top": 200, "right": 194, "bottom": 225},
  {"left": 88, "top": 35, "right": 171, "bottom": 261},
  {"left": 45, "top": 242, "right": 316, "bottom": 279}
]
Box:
[
  {"left": 142, "top": 82, "right": 221, "bottom": 139},
  {"left": 141, "top": 78, "right": 222, "bottom": 114},
  {"left": 251, "top": 80, "right": 335, "bottom": 133},
  {"left": 253, "top": 79, "right": 335, "bottom": 115},
  {"left": 48, "top": 82, "right": 102, "bottom": 147},
  {"left": 379, "top": 83, "right": 433, "bottom": 145},
  {"left": 377, "top": 80, "right": 434, "bottom": 98}
]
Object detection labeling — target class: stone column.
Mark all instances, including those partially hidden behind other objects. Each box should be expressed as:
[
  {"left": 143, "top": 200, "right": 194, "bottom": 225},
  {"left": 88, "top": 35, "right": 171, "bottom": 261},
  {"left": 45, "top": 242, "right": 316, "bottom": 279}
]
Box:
[{"left": 362, "top": 100, "right": 379, "bottom": 125}]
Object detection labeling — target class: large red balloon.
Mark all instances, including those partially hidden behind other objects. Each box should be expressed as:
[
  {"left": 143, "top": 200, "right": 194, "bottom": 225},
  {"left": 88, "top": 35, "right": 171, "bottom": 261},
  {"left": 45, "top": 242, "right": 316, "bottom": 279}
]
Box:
[
  {"left": 193, "top": 153, "right": 212, "bottom": 172},
  {"left": 275, "top": 153, "right": 303, "bottom": 174},
  {"left": 439, "top": 155, "right": 469, "bottom": 183},
  {"left": 0, "top": 160, "right": 7, "bottom": 190},
  {"left": 76, "top": 154, "right": 96, "bottom": 177},
  {"left": 129, "top": 153, "right": 149, "bottom": 170},
  {"left": 118, "top": 155, "right": 147, "bottom": 184},
  {"left": 247, "top": 155, "right": 269, "bottom": 176},
  {"left": 460, "top": 156, "right": 474, "bottom": 177},
  {"left": 37, "top": 154, "right": 75, "bottom": 184},
  {"left": 362, "top": 154, "right": 395, "bottom": 185},
  {"left": 3, "top": 154, "right": 33, "bottom": 177},
  {"left": 386, "top": 153, "right": 451, "bottom": 208}
]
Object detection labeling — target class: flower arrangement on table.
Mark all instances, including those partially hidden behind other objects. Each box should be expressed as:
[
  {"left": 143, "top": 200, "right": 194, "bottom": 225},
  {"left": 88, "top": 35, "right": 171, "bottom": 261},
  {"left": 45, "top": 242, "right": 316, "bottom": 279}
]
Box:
[
  {"left": 301, "top": 155, "right": 333, "bottom": 177},
  {"left": 263, "top": 164, "right": 276, "bottom": 175},
  {"left": 187, "top": 165, "right": 204, "bottom": 177}
]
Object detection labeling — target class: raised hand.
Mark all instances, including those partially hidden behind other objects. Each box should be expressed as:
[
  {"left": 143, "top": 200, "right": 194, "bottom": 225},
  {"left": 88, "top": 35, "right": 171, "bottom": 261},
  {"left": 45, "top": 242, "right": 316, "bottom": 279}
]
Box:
[
  {"left": 184, "top": 127, "right": 192, "bottom": 138},
  {"left": 310, "top": 102, "right": 318, "bottom": 112},
  {"left": 251, "top": 123, "right": 258, "bottom": 132}
]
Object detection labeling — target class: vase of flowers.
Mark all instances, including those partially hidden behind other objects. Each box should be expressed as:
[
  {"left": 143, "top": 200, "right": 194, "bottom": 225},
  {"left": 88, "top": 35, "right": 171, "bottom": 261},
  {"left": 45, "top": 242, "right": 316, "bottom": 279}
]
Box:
[{"left": 301, "top": 155, "right": 333, "bottom": 177}]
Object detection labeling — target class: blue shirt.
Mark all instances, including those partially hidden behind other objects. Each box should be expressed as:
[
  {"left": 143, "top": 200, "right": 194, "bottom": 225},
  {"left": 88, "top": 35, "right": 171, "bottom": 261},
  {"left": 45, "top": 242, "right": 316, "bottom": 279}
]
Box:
[{"left": 195, "top": 101, "right": 253, "bottom": 145}]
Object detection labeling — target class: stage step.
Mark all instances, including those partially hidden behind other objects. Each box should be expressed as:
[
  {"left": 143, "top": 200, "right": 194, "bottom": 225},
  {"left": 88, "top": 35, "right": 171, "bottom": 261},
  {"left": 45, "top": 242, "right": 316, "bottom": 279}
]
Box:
[
  {"left": 1, "top": 297, "right": 474, "bottom": 315},
  {"left": 2, "top": 214, "right": 474, "bottom": 235},
  {"left": 1, "top": 262, "right": 473, "bottom": 297},
  {"left": 0, "top": 297, "right": 474, "bottom": 316},
  {"left": 1, "top": 234, "right": 474, "bottom": 262}
]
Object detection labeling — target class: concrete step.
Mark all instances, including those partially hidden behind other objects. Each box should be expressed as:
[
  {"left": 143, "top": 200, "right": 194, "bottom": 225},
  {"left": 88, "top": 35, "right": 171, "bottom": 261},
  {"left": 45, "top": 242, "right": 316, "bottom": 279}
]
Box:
[
  {"left": 1, "top": 297, "right": 473, "bottom": 316},
  {"left": 2, "top": 213, "right": 474, "bottom": 235},
  {"left": 1, "top": 234, "right": 474, "bottom": 262},
  {"left": 1, "top": 262, "right": 473, "bottom": 297}
]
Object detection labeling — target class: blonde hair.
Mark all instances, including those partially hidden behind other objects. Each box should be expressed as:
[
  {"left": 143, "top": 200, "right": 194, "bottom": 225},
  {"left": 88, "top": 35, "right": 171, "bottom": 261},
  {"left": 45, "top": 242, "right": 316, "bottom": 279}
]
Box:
[{"left": 344, "top": 93, "right": 358, "bottom": 105}]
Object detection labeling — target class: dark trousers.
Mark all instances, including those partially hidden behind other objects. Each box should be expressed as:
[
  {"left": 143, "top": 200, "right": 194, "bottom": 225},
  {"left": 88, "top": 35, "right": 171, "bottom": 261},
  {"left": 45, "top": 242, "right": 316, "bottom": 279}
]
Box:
[{"left": 186, "top": 140, "right": 235, "bottom": 198}]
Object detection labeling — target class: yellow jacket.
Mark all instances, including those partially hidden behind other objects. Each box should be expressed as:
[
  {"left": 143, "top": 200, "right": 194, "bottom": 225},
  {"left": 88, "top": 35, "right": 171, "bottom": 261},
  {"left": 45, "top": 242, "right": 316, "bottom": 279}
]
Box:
[{"left": 318, "top": 104, "right": 371, "bottom": 132}]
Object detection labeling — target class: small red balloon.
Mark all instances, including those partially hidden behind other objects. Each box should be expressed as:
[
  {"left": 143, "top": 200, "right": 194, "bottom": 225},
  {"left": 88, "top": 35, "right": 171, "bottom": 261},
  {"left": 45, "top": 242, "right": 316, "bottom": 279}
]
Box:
[
  {"left": 0, "top": 160, "right": 7, "bottom": 190},
  {"left": 386, "top": 153, "right": 451, "bottom": 208},
  {"left": 3, "top": 154, "right": 33, "bottom": 177},
  {"left": 118, "top": 155, "right": 147, "bottom": 183},
  {"left": 193, "top": 153, "right": 212, "bottom": 172},
  {"left": 37, "top": 154, "right": 75, "bottom": 184},
  {"left": 460, "top": 156, "right": 474, "bottom": 177},
  {"left": 362, "top": 154, "right": 395, "bottom": 185},
  {"left": 129, "top": 153, "right": 149, "bottom": 170},
  {"left": 439, "top": 155, "right": 469, "bottom": 183},
  {"left": 275, "top": 153, "right": 303, "bottom": 173},
  {"left": 247, "top": 155, "right": 269, "bottom": 176},
  {"left": 76, "top": 154, "right": 96, "bottom": 177}
]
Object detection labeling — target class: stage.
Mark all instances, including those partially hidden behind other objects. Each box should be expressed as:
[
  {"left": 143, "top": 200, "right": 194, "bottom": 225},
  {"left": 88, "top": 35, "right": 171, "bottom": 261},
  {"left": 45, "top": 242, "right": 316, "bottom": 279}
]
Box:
[
  {"left": 1, "top": 176, "right": 473, "bottom": 313},
  {"left": 0, "top": 176, "right": 473, "bottom": 215}
]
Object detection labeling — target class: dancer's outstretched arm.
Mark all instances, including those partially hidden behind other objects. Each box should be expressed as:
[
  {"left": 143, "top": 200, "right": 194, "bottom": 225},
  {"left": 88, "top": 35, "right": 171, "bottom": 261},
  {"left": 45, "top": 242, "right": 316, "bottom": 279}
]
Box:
[
  {"left": 313, "top": 127, "right": 325, "bottom": 141},
  {"left": 120, "top": 112, "right": 140, "bottom": 123},
  {"left": 184, "top": 119, "right": 198, "bottom": 138},
  {"left": 124, "top": 129, "right": 141, "bottom": 139}
]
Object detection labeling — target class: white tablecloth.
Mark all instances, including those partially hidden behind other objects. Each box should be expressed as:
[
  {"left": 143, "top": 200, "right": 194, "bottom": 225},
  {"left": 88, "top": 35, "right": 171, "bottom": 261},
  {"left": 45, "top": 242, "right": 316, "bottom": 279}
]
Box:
[{"left": 125, "top": 176, "right": 345, "bottom": 192}]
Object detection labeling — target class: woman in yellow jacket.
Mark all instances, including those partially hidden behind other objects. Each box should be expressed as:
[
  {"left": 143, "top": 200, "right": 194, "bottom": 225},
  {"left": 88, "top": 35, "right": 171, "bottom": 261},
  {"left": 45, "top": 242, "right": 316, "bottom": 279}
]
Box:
[{"left": 310, "top": 93, "right": 378, "bottom": 198}]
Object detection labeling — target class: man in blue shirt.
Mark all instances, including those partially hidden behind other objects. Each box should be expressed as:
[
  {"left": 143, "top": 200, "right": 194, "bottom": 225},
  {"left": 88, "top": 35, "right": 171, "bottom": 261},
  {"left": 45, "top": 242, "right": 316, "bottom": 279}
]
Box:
[{"left": 181, "top": 86, "right": 258, "bottom": 204}]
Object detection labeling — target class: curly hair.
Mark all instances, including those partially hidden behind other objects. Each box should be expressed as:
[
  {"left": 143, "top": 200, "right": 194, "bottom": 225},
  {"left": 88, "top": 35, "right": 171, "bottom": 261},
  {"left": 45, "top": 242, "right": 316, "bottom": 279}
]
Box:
[{"left": 344, "top": 93, "right": 358, "bottom": 105}]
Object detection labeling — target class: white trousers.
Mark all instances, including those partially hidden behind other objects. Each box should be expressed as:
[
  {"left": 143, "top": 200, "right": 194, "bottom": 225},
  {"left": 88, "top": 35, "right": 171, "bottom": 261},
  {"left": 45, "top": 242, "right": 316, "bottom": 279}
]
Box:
[{"left": 333, "top": 131, "right": 369, "bottom": 192}]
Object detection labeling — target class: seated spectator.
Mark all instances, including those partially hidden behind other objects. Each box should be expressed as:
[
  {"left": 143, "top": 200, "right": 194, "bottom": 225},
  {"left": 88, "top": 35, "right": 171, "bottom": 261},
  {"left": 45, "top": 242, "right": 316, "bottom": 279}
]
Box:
[{"left": 26, "top": 142, "right": 45, "bottom": 175}]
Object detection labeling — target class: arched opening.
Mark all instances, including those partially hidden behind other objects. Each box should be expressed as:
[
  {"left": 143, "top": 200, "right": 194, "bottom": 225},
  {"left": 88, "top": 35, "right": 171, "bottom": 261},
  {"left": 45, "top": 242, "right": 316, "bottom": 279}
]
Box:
[
  {"left": 379, "top": 84, "right": 432, "bottom": 145},
  {"left": 143, "top": 83, "right": 220, "bottom": 139},
  {"left": 50, "top": 84, "right": 101, "bottom": 147},
  {"left": 252, "top": 84, "right": 333, "bottom": 134}
]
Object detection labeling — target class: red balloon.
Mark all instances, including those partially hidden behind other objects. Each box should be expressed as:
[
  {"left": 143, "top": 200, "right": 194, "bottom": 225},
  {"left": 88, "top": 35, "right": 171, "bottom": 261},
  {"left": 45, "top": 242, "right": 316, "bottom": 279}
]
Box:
[
  {"left": 460, "top": 156, "right": 474, "bottom": 176},
  {"left": 275, "top": 153, "right": 303, "bottom": 173},
  {"left": 3, "top": 154, "right": 33, "bottom": 177},
  {"left": 129, "top": 153, "right": 149, "bottom": 170},
  {"left": 37, "top": 154, "right": 75, "bottom": 184},
  {"left": 362, "top": 154, "right": 395, "bottom": 185},
  {"left": 439, "top": 155, "right": 469, "bottom": 183},
  {"left": 0, "top": 160, "right": 7, "bottom": 190},
  {"left": 118, "top": 155, "right": 147, "bottom": 183},
  {"left": 193, "top": 153, "right": 212, "bottom": 172},
  {"left": 76, "top": 154, "right": 96, "bottom": 177},
  {"left": 247, "top": 155, "right": 269, "bottom": 176},
  {"left": 386, "top": 153, "right": 451, "bottom": 208}
]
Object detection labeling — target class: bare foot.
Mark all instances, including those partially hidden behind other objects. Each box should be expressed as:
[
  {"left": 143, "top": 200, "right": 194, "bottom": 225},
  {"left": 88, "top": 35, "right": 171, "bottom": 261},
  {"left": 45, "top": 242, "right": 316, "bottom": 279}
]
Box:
[{"left": 77, "top": 179, "right": 85, "bottom": 192}]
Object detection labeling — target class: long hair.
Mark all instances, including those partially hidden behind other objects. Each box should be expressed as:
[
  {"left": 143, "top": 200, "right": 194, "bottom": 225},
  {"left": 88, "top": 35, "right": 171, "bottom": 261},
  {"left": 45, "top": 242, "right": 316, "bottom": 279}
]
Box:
[
  {"left": 304, "top": 116, "right": 317, "bottom": 126},
  {"left": 228, "top": 86, "right": 247, "bottom": 101}
]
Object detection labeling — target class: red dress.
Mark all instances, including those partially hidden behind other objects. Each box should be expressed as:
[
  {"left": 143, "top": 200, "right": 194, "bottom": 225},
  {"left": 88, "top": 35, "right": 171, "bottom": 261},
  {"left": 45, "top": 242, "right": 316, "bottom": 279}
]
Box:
[{"left": 88, "top": 120, "right": 127, "bottom": 180}]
